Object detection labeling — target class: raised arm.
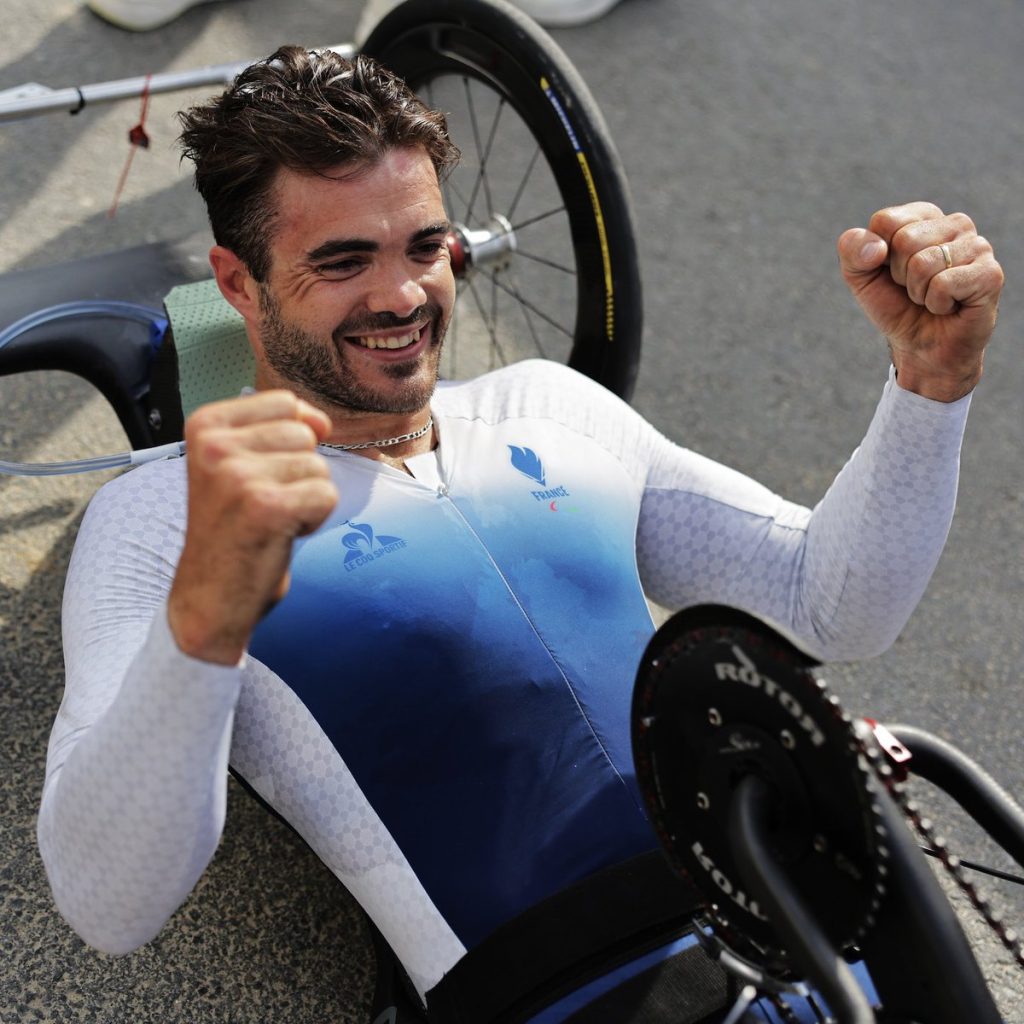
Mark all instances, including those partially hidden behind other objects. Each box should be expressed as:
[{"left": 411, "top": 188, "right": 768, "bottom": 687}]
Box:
[
  {"left": 638, "top": 202, "right": 1002, "bottom": 659},
  {"left": 38, "top": 391, "right": 338, "bottom": 953},
  {"left": 638, "top": 371, "right": 971, "bottom": 659}
]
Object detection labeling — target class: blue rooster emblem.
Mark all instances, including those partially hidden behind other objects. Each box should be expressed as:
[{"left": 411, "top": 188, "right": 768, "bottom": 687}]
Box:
[
  {"left": 341, "top": 521, "right": 403, "bottom": 564},
  {"left": 508, "top": 445, "right": 546, "bottom": 486}
]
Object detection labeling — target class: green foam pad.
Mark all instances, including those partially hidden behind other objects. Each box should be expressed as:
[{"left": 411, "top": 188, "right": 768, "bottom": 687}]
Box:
[{"left": 163, "top": 279, "right": 255, "bottom": 418}]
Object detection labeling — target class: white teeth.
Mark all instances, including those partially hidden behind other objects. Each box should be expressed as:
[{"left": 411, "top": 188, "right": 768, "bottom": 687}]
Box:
[{"left": 356, "top": 330, "right": 420, "bottom": 350}]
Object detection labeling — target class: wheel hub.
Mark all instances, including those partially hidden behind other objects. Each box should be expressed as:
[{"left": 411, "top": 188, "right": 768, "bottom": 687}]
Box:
[{"left": 446, "top": 214, "right": 517, "bottom": 278}]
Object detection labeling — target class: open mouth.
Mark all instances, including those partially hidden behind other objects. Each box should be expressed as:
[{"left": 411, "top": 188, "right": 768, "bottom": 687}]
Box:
[{"left": 348, "top": 326, "right": 426, "bottom": 352}]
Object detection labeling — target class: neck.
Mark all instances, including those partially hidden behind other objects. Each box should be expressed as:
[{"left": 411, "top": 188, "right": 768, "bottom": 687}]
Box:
[
  {"left": 251, "top": 375, "right": 435, "bottom": 459},
  {"left": 321, "top": 408, "right": 436, "bottom": 462}
]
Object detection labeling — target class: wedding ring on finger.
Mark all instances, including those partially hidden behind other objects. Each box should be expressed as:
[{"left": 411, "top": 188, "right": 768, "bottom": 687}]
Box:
[{"left": 939, "top": 242, "right": 953, "bottom": 270}]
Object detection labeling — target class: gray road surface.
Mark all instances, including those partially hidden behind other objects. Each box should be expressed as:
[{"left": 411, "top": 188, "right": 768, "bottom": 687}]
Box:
[{"left": 1, "top": 0, "right": 1022, "bottom": 1021}]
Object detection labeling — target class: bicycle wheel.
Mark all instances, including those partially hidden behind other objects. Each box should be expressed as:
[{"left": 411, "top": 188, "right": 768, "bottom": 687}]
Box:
[{"left": 360, "top": 0, "right": 642, "bottom": 401}]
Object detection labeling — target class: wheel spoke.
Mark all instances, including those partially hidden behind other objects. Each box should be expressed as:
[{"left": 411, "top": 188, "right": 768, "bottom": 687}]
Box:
[
  {"left": 512, "top": 249, "right": 577, "bottom": 276},
  {"left": 506, "top": 268, "right": 550, "bottom": 360},
  {"left": 506, "top": 145, "right": 542, "bottom": 224},
  {"left": 465, "top": 276, "right": 511, "bottom": 365},
  {"left": 479, "top": 268, "right": 574, "bottom": 340},
  {"left": 462, "top": 77, "right": 491, "bottom": 225},
  {"left": 511, "top": 206, "right": 567, "bottom": 232},
  {"left": 477, "top": 95, "right": 505, "bottom": 218},
  {"left": 489, "top": 268, "right": 498, "bottom": 371},
  {"left": 427, "top": 79, "right": 457, "bottom": 220},
  {"left": 445, "top": 176, "right": 473, "bottom": 221},
  {"left": 445, "top": 279, "right": 471, "bottom": 379}
]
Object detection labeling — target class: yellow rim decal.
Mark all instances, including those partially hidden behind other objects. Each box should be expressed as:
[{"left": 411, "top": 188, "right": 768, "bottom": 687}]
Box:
[
  {"left": 576, "top": 151, "right": 615, "bottom": 342},
  {"left": 540, "top": 77, "right": 615, "bottom": 342}
]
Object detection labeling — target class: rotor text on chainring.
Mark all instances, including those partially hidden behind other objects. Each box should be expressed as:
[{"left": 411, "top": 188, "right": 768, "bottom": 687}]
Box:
[
  {"left": 691, "top": 841, "right": 769, "bottom": 921},
  {"left": 714, "top": 645, "right": 825, "bottom": 747}
]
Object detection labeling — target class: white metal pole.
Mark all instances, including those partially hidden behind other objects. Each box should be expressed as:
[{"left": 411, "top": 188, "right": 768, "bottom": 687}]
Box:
[{"left": 0, "top": 46, "right": 355, "bottom": 124}]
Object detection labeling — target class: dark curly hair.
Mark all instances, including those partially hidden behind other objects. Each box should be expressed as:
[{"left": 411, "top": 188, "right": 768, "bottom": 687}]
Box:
[{"left": 178, "top": 46, "right": 459, "bottom": 281}]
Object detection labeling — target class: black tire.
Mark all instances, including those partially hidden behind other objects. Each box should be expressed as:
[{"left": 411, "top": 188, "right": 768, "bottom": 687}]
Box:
[{"left": 361, "top": 0, "right": 642, "bottom": 401}]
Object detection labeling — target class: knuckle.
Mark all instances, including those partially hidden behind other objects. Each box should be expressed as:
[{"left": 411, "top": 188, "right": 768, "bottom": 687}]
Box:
[
  {"left": 984, "top": 261, "right": 1006, "bottom": 291},
  {"left": 240, "top": 480, "right": 282, "bottom": 521},
  {"left": 265, "top": 387, "right": 299, "bottom": 404},
  {"left": 288, "top": 421, "right": 320, "bottom": 449},
  {"left": 924, "top": 281, "right": 954, "bottom": 314},
  {"left": 190, "top": 429, "right": 231, "bottom": 465},
  {"left": 889, "top": 222, "right": 919, "bottom": 257},
  {"left": 904, "top": 200, "right": 944, "bottom": 220},
  {"left": 928, "top": 273, "right": 953, "bottom": 300},
  {"left": 219, "top": 455, "right": 253, "bottom": 492},
  {"left": 293, "top": 452, "right": 329, "bottom": 478},
  {"left": 867, "top": 207, "right": 895, "bottom": 235},
  {"left": 263, "top": 389, "right": 301, "bottom": 418},
  {"left": 313, "top": 480, "right": 340, "bottom": 514},
  {"left": 309, "top": 454, "right": 332, "bottom": 478},
  {"left": 950, "top": 211, "right": 977, "bottom": 234},
  {"left": 905, "top": 247, "right": 930, "bottom": 276}
]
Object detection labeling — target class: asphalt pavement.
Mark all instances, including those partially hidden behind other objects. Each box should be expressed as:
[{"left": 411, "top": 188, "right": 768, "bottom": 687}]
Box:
[{"left": 1, "top": 0, "right": 1022, "bottom": 1021}]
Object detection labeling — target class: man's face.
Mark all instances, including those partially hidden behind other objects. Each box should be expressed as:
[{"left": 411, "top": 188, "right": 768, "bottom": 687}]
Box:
[{"left": 253, "top": 146, "right": 455, "bottom": 415}]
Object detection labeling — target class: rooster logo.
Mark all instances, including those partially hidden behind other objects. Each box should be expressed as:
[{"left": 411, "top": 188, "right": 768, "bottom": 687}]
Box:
[
  {"left": 341, "top": 521, "right": 404, "bottom": 565},
  {"left": 508, "top": 445, "right": 546, "bottom": 486}
]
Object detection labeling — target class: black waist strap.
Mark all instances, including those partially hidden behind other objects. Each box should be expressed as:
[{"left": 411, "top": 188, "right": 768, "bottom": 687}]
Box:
[{"left": 424, "top": 851, "right": 712, "bottom": 1024}]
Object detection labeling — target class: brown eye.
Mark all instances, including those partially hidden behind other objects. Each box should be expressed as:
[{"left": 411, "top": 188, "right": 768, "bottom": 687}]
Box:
[
  {"left": 413, "top": 240, "right": 446, "bottom": 260},
  {"left": 319, "top": 259, "right": 361, "bottom": 276}
]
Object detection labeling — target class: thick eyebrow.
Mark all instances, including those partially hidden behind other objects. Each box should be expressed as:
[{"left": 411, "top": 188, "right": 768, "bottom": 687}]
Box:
[
  {"left": 305, "top": 222, "right": 451, "bottom": 264},
  {"left": 412, "top": 222, "right": 452, "bottom": 242}
]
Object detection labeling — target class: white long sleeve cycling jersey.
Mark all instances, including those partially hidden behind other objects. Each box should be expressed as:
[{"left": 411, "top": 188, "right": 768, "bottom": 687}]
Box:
[{"left": 38, "top": 360, "right": 969, "bottom": 1001}]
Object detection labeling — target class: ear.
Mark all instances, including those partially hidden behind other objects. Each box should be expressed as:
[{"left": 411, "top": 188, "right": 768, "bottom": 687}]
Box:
[{"left": 209, "top": 246, "right": 262, "bottom": 326}]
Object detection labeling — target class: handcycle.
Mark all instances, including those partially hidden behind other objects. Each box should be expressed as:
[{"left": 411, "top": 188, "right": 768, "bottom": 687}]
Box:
[{"left": 2, "top": 2, "right": 1022, "bottom": 1021}]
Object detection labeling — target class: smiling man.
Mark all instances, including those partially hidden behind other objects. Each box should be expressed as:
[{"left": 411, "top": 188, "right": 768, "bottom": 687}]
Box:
[
  {"left": 38, "top": 47, "right": 1004, "bottom": 1024},
  {"left": 223, "top": 148, "right": 453, "bottom": 416}
]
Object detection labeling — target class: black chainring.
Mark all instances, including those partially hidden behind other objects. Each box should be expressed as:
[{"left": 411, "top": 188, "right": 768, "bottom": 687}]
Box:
[{"left": 632, "top": 605, "right": 888, "bottom": 975}]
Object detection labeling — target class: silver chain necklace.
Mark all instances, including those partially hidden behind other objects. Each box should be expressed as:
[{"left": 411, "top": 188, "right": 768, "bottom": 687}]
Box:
[{"left": 319, "top": 416, "right": 433, "bottom": 452}]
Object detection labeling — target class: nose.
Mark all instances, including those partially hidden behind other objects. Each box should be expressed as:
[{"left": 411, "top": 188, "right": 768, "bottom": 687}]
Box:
[{"left": 364, "top": 261, "right": 428, "bottom": 318}]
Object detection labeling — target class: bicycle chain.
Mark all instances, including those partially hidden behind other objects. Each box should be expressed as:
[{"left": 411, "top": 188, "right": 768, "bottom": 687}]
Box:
[
  {"left": 856, "top": 726, "right": 1024, "bottom": 976},
  {"left": 632, "top": 608, "right": 1024, "bottom": 1016}
]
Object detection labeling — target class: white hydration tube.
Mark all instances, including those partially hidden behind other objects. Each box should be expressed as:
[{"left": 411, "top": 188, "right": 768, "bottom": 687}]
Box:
[{"left": 0, "top": 442, "right": 185, "bottom": 477}]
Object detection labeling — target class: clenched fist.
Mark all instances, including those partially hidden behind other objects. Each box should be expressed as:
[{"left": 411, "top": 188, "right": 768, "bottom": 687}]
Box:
[
  {"left": 838, "top": 202, "right": 1004, "bottom": 402},
  {"left": 168, "top": 390, "right": 339, "bottom": 665}
]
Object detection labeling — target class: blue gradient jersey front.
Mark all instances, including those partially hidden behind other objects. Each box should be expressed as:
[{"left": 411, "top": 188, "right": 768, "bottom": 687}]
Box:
[
  {"left": 250, "top": 407, "right": 659, "bottom": 949},
  {"left": 45, "top": 358, "right": 971, "bottom": 1006}
]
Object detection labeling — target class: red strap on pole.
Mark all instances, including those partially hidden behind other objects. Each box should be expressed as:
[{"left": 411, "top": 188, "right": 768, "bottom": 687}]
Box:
[{"left": 108, "top": 73, "right": 152, "bottom": 218}]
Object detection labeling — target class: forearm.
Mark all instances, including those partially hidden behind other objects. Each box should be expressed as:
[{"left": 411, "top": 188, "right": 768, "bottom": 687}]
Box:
[
  {"left": 795, "top": 368, "right": 970, "bottom": 656},
  {"left": 638, "top": 370, "right": 971, "bottom": 659},
  {"left": 38, "top": 608, "right": 241, "bottom": 954}
]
